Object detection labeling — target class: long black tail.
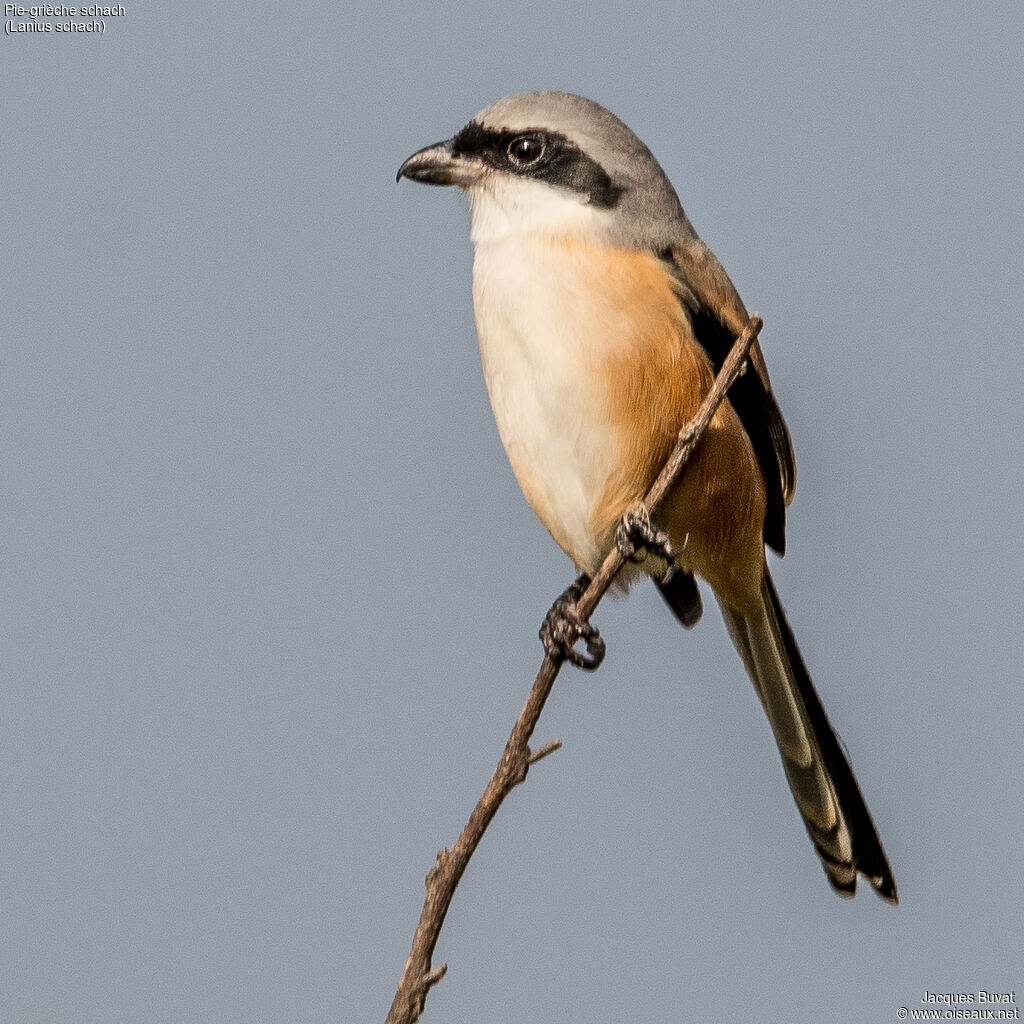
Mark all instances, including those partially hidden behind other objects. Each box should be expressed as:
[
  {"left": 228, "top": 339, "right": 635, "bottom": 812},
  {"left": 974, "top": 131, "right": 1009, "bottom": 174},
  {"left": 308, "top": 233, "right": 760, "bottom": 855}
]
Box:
[{"left": 714, "top": 569, "right": 897, "bottom": 903}]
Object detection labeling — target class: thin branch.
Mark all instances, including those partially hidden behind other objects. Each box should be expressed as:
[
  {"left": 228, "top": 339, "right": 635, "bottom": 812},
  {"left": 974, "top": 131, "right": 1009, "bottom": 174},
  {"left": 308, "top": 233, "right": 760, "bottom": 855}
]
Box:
[{"left": 384, "top": 314, "right": 763, "bottom": 1024}]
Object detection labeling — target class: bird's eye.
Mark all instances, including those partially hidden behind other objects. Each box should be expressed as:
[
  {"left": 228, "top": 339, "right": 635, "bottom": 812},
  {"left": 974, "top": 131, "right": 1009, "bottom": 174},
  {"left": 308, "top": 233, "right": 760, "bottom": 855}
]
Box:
[{"left": 507, "top": 136, "right": 545, "bottom": 167}]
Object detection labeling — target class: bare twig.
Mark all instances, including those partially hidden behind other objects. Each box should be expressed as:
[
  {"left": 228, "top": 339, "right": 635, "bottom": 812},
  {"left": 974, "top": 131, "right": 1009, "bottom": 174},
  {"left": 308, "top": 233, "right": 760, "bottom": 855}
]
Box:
[
  {"left": 527, "top": 738, "right": 563, "bottom": 764},
  {"left": 384, "top": 314, "right": 763, "bottom": 1024}
]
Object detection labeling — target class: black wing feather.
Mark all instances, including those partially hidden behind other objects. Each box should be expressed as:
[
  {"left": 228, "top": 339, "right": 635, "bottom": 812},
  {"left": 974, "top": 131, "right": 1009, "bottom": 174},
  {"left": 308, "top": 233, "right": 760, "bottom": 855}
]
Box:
[{"left": 685, "top": 303, "right": 792, "bottom": 555}]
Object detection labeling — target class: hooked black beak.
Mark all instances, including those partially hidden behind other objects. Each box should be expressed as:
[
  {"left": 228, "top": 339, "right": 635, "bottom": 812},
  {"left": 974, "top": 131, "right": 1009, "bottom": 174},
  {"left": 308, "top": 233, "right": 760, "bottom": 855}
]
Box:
[{"left": 396, "top": 138, "right": 487, "bottom": 187}]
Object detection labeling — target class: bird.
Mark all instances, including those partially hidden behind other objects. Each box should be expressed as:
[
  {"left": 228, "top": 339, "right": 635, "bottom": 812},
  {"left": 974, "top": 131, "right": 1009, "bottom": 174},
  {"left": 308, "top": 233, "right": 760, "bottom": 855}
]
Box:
[{"left": 397, "top": 90, "right": 897, "bottom": 904}]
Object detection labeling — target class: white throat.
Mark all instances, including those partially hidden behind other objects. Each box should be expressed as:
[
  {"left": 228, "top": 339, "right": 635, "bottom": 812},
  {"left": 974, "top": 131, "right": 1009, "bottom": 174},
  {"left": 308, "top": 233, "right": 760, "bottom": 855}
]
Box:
[{"left": 466, "top": 174, "right": 612, "bottom": 246}]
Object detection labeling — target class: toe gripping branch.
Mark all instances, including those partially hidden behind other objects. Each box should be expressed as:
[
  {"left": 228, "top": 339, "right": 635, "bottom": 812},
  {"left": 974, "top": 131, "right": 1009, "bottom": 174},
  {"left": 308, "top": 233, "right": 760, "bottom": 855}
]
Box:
[
  {"left": 540, "top": 506, "right": 680, "bottom": 672},
  {"left": 539, "top": 575, "right": 606, "bottom": 671},
  {"left": 614, "top": 505, "right": 680, "bottom": 583}
]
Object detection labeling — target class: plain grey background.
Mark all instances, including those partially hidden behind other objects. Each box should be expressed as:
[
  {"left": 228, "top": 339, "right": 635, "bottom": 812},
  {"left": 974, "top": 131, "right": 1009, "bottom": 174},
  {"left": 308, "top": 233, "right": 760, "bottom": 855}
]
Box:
[{"left": 3, "top": 2, "right": 1022, "bottom": 1022}]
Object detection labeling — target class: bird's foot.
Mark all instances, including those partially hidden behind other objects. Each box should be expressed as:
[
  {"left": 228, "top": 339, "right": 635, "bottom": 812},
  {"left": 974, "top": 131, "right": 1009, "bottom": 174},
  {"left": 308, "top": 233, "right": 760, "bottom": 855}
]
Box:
[
  {"left": 615, "top": 506, "right": 679, "bottom": 583},
  {"left": 539, "top": 574, "right": 605, "bottom": 671}
]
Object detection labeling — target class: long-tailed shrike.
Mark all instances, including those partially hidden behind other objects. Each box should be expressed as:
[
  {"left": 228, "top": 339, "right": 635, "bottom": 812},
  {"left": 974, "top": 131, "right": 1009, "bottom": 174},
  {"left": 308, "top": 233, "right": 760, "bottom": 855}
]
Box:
[{"left": 397, "top": 90, "right": 896, "bottom": 903}]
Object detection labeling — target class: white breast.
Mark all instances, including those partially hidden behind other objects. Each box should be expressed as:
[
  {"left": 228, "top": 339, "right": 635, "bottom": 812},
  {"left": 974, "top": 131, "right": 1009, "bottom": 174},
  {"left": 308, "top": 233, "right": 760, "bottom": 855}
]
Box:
[{"left": 471, "top": 231, "right": 622, "bottom": 572}]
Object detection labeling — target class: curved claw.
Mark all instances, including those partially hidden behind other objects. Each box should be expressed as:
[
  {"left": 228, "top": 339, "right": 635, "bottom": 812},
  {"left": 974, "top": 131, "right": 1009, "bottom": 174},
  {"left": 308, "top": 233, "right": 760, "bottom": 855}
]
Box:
[
  {"left": 615, "top": 506, "right": 679, "bottom": 583},
  {"left": 539, "top": 576, "right": 606, "bottom": 671}
]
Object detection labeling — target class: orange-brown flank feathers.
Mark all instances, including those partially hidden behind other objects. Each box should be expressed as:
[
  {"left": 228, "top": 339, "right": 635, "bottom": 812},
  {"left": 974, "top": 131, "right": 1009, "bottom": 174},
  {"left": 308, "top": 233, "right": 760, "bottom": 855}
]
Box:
[
  {"left": 572, "top": 244, "right": 768, "bottom": 616},
  {"left": 473, "top": 230, "right": 768, "bottom": 612}
]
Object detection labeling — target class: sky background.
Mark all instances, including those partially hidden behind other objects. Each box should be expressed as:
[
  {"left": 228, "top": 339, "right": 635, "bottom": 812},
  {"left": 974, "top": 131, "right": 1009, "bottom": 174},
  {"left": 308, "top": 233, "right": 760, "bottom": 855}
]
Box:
[{"left": 3, "top": 3, "right": 1022, "bottom": 1022}]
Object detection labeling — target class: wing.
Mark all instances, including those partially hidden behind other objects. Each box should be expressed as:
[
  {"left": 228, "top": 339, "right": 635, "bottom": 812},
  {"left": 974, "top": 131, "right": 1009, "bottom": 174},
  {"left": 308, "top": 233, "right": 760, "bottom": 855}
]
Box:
[{"left": 658, "top": 239, "right": 796, "bottom": 555}]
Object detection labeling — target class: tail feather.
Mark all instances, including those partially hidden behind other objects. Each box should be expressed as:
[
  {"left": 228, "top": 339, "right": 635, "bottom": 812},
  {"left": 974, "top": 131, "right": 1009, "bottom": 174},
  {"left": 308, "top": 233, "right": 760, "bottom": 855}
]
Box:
[
  {"left": 717, "top": 570, "right": 897, "bottom": 903},
  {"left": 657, "top": 570, "right": 703, "bottom": 629}
]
